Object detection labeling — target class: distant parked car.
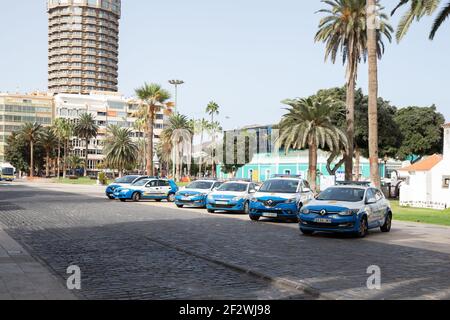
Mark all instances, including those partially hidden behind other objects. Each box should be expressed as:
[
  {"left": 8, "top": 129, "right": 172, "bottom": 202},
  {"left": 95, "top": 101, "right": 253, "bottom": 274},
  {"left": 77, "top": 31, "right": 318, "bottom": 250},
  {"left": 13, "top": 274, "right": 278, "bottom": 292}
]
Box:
[
  {"left": 249, "top": 175, "right": 314, "bottom": 222},
  {"left": 114, "top": 178, "right": 178, "bottom": 202},
  {"left": 175, "top": 180, "right": 224, "bottom": 208},
  {"left": 206, "top": 180, "right": 258, "bottom": 214},
  {"left": 105, "top": 175, "right": 154, "bottom": 199},
  {"left": 299, "top": 185, "right": 392, "bottom": 238}
]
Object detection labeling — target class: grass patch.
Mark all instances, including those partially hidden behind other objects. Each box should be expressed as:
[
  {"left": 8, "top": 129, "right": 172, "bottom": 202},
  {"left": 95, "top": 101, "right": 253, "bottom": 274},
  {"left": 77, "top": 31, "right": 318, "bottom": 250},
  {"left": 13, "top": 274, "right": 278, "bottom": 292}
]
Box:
[
  {"left": 51, "top": 177, "right": 108, "bottom": 185},
  {"left": 391, "top": 201, "right": 450, "bottom": 227}
]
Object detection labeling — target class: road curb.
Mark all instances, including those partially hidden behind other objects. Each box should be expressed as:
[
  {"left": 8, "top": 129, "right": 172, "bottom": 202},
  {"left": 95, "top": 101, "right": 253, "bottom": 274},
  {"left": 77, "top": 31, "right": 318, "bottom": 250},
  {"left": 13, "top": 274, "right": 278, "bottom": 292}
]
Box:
[{"left": 146, "top": 236, "right": 338, "bottom": 300}]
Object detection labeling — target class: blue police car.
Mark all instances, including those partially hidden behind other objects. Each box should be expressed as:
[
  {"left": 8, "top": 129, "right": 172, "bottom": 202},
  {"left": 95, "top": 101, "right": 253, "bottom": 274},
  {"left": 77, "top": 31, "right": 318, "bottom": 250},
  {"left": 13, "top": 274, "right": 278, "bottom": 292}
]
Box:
[
  {"left": 249, "top": 175, "right": 314, "bottom": 222},
  {"left": 299, "top": 184, "right": 393, "bottom": 238},
  {"left": 105, "top": 175, "right": 153, "bottom": 199},
  {"left": 114, "top": 178, "right": 178, "bottom": 202},
  {"left": 206, "top": 180, "right": 259, "bottom": 214},
  {"left": 175, "top": 180, "right": 224, "bottom": 208}
]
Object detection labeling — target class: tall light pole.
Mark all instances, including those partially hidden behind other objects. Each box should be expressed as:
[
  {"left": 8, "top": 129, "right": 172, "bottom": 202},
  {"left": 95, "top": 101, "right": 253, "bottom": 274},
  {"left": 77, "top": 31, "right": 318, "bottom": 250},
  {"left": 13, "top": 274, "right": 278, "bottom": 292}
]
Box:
[{"left": 168, "top": 80, "right": 184, "bottom": 111}]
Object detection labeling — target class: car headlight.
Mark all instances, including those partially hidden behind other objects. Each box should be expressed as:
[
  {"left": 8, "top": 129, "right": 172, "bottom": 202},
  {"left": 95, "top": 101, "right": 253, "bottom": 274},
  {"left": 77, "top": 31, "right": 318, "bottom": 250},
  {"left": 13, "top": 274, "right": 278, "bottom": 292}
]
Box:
[
  {"left": 301, "top": 208, "right": 311, "bottom": 214},
  {"left": 284, "top": 198, "right": 297, "bottom": 204},
  {"left": 232, "top": 197, "right": 243, "bottom": 202},
  {"left": 120, "top": 189, "right": 130, "bottom": 193},
  {"left": 251, "top": 198, "right": 258, "bottom": 203},
  {"left": 207, "top": 195, "right": 214, "bottom": 200},
  {"left": 339, "top": 209, "right": 360, "bottom": 216}
]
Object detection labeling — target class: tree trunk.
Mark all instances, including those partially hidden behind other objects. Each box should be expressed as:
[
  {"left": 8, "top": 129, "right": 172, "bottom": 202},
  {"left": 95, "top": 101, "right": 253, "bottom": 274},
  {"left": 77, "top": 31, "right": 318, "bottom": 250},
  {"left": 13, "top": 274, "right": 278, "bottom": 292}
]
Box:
[
  {"left": 30, "top": 141, "right": 34, "bottom": 178},
  {"left": 57, "top": 139, "right": 61, "bottom": 179},
  {"left": 46, "top": 151, "right": 50, "bottom": 178},
  {"left": 345, "top": 61, "right": 356, "bottom": 181},
  {"left": 211, "top": 114, "right": 216, "bottom": 178},
  {"left": 63, "top": 140, "right": 67, "bottom": 179},
  {"left": 147, "top": 110, "right": 155, "bottom": 176},
  {"left": 308, "top": 143, "right": 318, "bottom": 193},
  {"left": 199, "top": 130, "right": 204, "bottom": 177},
  {"left": 84, "top": 137, "right": 89, "bottom": 177},
  {"left": 367, "top": 0, "right": 381, "bottom": 188},
  {"left": 354, "top": 147, "right": 361, "bottom": 181}
]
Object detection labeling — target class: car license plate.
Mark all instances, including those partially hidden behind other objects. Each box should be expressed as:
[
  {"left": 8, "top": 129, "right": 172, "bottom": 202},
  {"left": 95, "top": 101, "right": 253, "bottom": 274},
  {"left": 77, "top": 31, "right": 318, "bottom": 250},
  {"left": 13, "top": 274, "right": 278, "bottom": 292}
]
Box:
[
  {"left": 263, "top": 213, "right": 278, "bottom": 218},
  {"left": 182, "top": 197, "right": 191, "bottom": 201},
  {"left": 216, "top": 201, "right": 228, "bottom": 205},
  {"left": 314, "top": 218, "right": 332, "bottom": 224}
]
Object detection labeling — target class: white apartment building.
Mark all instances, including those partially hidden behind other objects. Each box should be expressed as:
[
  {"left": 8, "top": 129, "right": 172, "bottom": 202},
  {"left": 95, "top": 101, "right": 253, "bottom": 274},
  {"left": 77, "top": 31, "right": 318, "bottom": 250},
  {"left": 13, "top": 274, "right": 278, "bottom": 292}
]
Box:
[{"left": 54, "top": 91, "right": 167, "bottom": 174}]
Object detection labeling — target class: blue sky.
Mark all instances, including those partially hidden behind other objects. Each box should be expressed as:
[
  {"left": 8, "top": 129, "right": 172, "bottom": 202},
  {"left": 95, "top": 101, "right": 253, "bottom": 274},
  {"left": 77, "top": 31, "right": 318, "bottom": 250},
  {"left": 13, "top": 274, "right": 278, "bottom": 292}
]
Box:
[{"left": 0, "top": 0, "right": 449, "bottom": 129}]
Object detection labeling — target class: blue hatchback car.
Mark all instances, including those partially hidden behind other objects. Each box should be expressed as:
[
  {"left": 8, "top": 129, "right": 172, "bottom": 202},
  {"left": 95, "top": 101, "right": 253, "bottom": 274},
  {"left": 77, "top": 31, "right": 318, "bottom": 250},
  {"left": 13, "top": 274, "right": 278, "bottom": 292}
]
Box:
[
  {"left": 105, "top": 175, "right": 154, "bottom": 199},
  {"left": 299, "top": 185, "right": 393, "bottom": 238},
  {"left": 175, "top": 180, "right": 224, "bottom": 208},
  {"left": 249, "top": 176, "right": 314, "bottom": 222},
  {"left": 206, "top": 181, "right": 259, "bottom": 214},
  {"left": 114, "top": 178, "right": 178, "bottom": 202}
]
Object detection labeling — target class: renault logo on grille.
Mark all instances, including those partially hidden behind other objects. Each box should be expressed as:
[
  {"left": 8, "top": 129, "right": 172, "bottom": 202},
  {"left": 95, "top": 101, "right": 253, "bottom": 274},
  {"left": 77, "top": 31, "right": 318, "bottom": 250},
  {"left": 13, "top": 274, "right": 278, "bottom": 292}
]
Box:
[
  {"left": 267, "top": 200, "right": 274, "bottom": 206},
  {"left": 320, "top": 209, "right": 328, "bottom": 216}
]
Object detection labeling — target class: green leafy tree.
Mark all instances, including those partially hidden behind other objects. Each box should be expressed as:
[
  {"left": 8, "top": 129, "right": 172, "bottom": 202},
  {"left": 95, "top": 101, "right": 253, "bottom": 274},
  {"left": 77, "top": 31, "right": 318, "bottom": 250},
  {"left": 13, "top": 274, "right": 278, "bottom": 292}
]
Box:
[
  {"left": 315, "top": 0, "right": 392, "bottom": 181},
  {"left": 19, "top": 122, "right": 43, "bottom": 178},
  {"left": 4, "top": 132, "right": 29, "bottom": 174},
  {"left": 75, "top": 113, "right": 99, "bottom": 177},
  {"left": 394, "top": 105, "right": 445, "bottom": 159},
  {"left": 67, "top": 155, "right": 84, "bottom": 176},
  {"left": 135, "top": 83, "right": 172, "bottom": 176},
  {"left": 103, "top": 125, "right": 139, "bottom": 177},
  {"left": 277, "top": 96, "right": 349, "bottom": 192}
]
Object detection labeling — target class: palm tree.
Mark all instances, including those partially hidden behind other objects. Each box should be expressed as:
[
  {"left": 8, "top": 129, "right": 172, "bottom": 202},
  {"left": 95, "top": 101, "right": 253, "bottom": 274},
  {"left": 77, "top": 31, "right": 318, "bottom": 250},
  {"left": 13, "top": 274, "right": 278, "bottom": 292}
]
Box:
[
  {"left": 277, "top": 97, "right": 349, "bottom": 192},
  {"left": 367, "top": 0, "right": 382, "bottom": 188},
  {"left": 392, "top": 0, "right": 448, "bottom": 40},
  {"left": 103, "top": 125, "right": 139, "bottom": 178},
  {"left": 135, "top": 83, "right": 171, "bottom": 176},
  {"left": 53, "top": 118, "right": 67, "bottom": 178},
  {"left": 132, "top": 118, "right": 147, "bottom": 173},
  {"left": 161, "top": 113, "right": 194, "bottom": 181},
  {"left": 75, "top": 113, "right": 99, "bottom": 177},
  {"left": 40, "top": 127, "right": 58, "bottom": 178},
  {"left": 315, "top": 0, "right": 392, "bottom": 181},
  {"left": 205, "top": 101, "right": 220, "bottom": 177},
  {"left": 196, "top": 118, "right": 210, "bottom": 177},
  {"left": 67, "top": 155, "right": 84, "bottom": 176},
  {"left": 19, "top": 122, "right": 43, "bottom": 178}
]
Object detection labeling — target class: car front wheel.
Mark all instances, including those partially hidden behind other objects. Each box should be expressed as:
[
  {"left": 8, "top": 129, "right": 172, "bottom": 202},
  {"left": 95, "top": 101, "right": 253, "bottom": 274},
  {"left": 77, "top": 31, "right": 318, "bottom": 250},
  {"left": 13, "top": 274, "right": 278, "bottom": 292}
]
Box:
[
  {"left": 107, "top": 195, "right": 115, "bottom": 200},
  {"left": 132, "top": 192, "right": 141, "bottom": 202},
  {"left": 381, "top": 213, "right": 392, "bottom": 233},
  {"left": 356, "top": 216, "right": 368, "bottom": 238},
  {"left": 167, "top": 194, "right": 176, "bottom": 203},
  {"left": 176, "top": 204, "right": 184, "bottom": 208},
  {"left": 249, "top": 215, "right": 260, "bottom": 221},
  {"left": 300, "top": 228, "right": 314, "bottom": 236}
]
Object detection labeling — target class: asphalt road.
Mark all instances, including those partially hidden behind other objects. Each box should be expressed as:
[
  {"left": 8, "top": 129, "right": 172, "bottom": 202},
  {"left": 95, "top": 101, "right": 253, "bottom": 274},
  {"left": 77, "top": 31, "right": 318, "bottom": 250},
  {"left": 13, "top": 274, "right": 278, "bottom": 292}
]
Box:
[{"left": 1, "top": 181, "right": 450, "bottom": 300}]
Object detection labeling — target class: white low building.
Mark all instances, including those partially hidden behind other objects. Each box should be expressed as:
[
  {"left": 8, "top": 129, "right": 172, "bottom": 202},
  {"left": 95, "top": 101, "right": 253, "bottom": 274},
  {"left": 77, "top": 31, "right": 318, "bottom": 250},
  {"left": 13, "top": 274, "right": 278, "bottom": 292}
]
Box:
[{"left": 399, "top": 123, "right": 450, "bottom": 210}]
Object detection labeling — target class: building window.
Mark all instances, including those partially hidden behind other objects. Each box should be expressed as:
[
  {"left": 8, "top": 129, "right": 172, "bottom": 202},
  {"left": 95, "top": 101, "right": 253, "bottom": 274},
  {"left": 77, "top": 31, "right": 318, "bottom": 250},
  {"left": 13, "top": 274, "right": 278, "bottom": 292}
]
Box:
[
  {"left": 443, "top": 176, "right": 450, "bottom": 189},
  {"left": 284, "top": 170, "right": 291, "bottom": 175}
]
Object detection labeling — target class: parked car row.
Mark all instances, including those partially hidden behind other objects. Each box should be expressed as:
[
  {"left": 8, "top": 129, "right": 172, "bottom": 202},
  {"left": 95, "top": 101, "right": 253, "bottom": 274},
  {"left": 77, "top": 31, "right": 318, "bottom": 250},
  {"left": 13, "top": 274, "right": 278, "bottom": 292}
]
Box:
[{"left": 105, "top": 175, "right": 393, "bottom": 238}]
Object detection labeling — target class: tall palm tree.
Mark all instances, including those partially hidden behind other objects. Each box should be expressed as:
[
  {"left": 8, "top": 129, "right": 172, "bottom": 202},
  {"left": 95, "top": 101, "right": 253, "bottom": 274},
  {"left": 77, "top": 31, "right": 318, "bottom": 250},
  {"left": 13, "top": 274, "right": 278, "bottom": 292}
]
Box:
[
  {"left": 75, "top": 113, "right": 99, "bottom": 177},
  {"left": 161, "top": 113, "right": 194, "bottom": 181},
  {"left": 367, "top": 0, "right": 381, "bottom": 187},
  {"left": 315, "top": 0, "right": 392, "bottom": 181},
  {"left": 19, "top": 122, "right": 43, "bottom": 178},
  {"left": 392, "top": 0, "right": 446, "bottom": 40},
  {"left": 205, "top": 101, "right": 220, "bottom": 177},
  {"left": 103, "top": 125, "right": 139, "bottom": 178},
  {"left": 196, "top": 118, "right": 210, "bottom": 177},
  {"left": 40, "top": 127, "right": 58, "bottom": 178},
  {"left": 277, "top": 97, "right": 349, "bottom": 192},
  {"left": 132, "top": 118, "right": 147, "bottom": 173},
  {"left": 135, "top": 83, "right": 171, "bottom": 176},
  {"left": 53, "top": 118, "right": 67, "bottom": 178}
]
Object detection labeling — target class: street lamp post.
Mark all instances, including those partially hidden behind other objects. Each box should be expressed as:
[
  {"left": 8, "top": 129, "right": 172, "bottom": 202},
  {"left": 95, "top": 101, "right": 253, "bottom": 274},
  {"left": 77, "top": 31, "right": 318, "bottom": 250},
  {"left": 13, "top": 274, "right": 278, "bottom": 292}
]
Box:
[{"left": 168, "top": 80, "right": 184, "bottom": 111}]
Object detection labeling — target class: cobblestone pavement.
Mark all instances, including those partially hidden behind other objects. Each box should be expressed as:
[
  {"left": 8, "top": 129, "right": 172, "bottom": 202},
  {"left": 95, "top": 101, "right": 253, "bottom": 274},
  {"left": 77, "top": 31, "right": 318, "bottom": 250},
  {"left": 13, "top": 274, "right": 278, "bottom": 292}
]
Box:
[
  {"left": 0, "top": 183, "right": 307, "bottom": 300},
  {"left": 1, "top": 182, "right": 450, "bottom": 300}
]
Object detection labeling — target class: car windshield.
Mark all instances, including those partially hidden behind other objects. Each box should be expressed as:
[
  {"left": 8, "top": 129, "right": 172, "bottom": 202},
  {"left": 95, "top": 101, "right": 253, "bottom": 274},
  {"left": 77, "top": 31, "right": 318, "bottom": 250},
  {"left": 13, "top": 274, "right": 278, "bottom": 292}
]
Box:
[
  {"left": 2, "top": 168, "right": 14, "bottom": 175},
  {"left": 115, "top": 176, "right": 139, "bottom": 184},
  {"left": 259, "top": 179, "right": 299, "bottom": 194},
  {"left": 132, "top": 179, "right": 150, "bottom": 187},
  {"left": 218, "top": 183, "right": 248, "bottom": 192},
  {"left": 316, "top": 187, "right": 366, "bottom": 202},
  {"left": 186, "top": 181, "right": 214, "bottom": 190}
]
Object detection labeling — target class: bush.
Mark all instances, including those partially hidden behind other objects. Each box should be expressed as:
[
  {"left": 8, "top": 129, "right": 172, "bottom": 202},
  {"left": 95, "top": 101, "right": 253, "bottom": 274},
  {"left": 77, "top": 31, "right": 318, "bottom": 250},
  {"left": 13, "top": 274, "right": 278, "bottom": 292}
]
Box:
[{"left": 98, "top": 172, "right": 108, "bottom": 185}]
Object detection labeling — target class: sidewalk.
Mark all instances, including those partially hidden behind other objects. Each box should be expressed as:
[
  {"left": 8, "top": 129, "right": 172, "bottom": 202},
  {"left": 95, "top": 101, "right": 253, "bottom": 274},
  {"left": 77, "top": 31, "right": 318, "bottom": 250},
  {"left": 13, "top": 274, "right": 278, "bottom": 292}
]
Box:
[{"left": 0, "top": 225, "right": 77, "bottom": 300}]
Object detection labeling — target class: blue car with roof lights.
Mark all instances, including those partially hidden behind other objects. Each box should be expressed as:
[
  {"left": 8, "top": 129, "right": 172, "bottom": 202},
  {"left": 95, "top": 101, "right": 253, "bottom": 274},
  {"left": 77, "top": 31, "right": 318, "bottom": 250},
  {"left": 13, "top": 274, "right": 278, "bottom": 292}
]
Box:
[
  {"left": 114, "top": 178, "right": 178, "bottom": 202},
  {"left": 175, "top": 180, "right": 224, "bottom": 208},
  {"left": 299, "top": 184, "right": 393, "bottom": 238},
  {"left": 206, "top": 180, "right": 259, "bottom": 214},
  {"left": 105, "top": 175, "right": 154, "bottom": 199},
  {"left": 249, "top": 175, "right": 314, "bottom": 222}
]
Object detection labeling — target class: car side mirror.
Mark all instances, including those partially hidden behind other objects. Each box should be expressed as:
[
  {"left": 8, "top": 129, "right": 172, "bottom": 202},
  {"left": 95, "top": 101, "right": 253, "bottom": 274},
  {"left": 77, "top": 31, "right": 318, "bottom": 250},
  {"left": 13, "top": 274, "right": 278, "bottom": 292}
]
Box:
[
  {"left": 249, "top": 189, "right": 256, "bottom": 194},
  {"left": 303, "top": 188, "right": 311, "bottom": 193},
  {"left": 366, "top": 198, "right": 377, "bottom": 204}
]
